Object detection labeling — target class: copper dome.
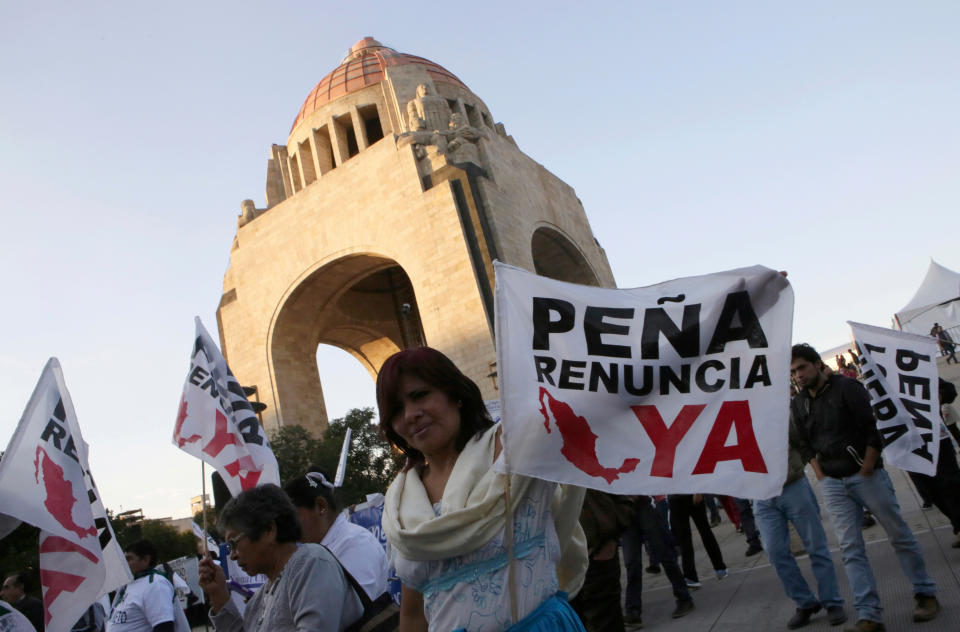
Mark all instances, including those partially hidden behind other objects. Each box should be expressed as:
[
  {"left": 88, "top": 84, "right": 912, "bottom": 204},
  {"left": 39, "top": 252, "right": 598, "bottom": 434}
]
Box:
[{"left": 290, "top": 37, "right": 468, "bottom": 134}]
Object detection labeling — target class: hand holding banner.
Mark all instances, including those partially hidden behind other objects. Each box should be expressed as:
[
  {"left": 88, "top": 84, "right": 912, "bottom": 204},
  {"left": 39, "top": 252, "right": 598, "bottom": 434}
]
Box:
[
  {"left": 848, "top": 321, "right": 941, "bottom": 475},
  {"left": 494, "top": 263, "right": 793, "bottom": 499},
  {"left": 173, "top": 318, "right": 280, "bottom": 497}
]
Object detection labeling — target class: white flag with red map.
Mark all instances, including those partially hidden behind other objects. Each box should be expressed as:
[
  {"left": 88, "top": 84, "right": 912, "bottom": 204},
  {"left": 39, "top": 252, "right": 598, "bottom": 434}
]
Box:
[
  {"left": 173, "top": 318, "right": 280, "bottom": 496},
  {"left": 494, "top": 262, "right": 794, "bottom": 499},
  {"left": 0, "top": 358, "right": 131, "bottom": 632}
]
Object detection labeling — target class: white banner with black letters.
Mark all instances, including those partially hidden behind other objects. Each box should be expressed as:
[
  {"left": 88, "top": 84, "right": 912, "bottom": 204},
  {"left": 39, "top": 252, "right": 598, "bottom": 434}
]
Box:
[
  {"left": 494, "top": 263, "right": 794, "bottom": 499},
  {"left": 173, "top": 318, "right": 280, "bottom": 497},
  {"left": 848, "top": 321, "right": 941, "bottom": 476}
]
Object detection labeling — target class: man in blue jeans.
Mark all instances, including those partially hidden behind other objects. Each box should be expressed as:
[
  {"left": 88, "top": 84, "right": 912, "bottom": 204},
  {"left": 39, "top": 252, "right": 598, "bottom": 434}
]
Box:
[
  {"left": 791, "top": 343, "right": 939, "bottom": 632},
  {"left": 754, "top": 412, "right": 846, "bottom": 628}
]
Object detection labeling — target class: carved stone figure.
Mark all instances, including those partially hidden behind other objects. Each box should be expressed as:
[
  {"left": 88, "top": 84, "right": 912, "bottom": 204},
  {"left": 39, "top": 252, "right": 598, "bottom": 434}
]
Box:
[
  {"left": 238, "top": 199, "right": 258, "bottom": 227},
  {"left": 445, "top": 112, "right": 489, "bottom": 164},
  {"left": 407, "top": 83, "right": 451, "bottom": 132}
]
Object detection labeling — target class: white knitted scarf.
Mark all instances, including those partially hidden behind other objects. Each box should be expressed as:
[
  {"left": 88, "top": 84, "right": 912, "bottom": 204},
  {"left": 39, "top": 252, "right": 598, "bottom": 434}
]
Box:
[{"left": 382, "top": 424, "right": 588, "bottom": 596}]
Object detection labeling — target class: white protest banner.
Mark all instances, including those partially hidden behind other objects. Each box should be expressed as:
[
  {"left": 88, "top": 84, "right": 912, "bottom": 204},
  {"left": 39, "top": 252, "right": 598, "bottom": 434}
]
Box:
[
  {"left": 166, "top": 556, "right": 202, "bottom": 606},
  {"left": 0, "top": 359, "right": 132, "bottom": 632},
  {"left": 848, "top": 321, "right": 941, "bottom": 475},
  {"left": 494, "top": 263, "right": 794, "bottom": 499},
  {"left": 173, "top": 318, "right": 280, "bottom": 496}
]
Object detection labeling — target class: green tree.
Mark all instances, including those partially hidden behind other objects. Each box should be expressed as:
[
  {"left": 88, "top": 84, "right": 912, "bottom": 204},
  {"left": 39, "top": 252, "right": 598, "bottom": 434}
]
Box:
[
  {"left": 0, "top": 522, "right": 40, "bottom": 596},
  {"left": 270, "top": 425, "right": 323, "bottom": 485},
  {"left": 270, "top": 407, "right": 403, "bottom": 506},
  {"left": 111, "top": 511, "right": 198, "bottom": 563},
  {"left": 139, "top": 521, "right": 197, "bottom": 563}
]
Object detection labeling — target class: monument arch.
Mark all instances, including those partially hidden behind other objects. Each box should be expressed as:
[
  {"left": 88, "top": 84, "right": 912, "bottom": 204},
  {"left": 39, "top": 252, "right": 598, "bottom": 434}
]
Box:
[
  {"left": 218, "top": 37, "right": 616, "bottom": 436},
  {"left": 531, "top": 224, "right": 601, "bottom": 287}
]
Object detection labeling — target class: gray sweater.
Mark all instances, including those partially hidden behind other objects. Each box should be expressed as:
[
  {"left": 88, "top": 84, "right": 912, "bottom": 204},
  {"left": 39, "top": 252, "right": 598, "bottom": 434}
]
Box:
[{"left": 211, "top": 543, "right": 363, "bottom": 632}]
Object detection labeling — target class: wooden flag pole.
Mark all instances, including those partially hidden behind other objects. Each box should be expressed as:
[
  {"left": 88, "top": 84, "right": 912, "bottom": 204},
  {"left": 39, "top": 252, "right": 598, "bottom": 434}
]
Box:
[{"left": 201, "top": 461, "right": 211, "bottom": 560}]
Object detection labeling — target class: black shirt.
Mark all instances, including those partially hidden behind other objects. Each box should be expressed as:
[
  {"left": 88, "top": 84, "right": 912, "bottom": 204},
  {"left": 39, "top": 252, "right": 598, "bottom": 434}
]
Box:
[
  {"left": 791, "top": 373, "right": 883, "bottom": 478},
  {"left": 14, "top": 595, "right": 44, "bottom": 631}
]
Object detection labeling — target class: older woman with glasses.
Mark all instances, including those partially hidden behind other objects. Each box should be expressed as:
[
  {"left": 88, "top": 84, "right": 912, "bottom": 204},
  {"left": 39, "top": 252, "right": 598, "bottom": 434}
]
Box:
[
  {"left": 198, "top": 484, "right": 362, "bottom": 631},
  {"left": 284, "top": 467, "right": 390, "bottom": 599},
  {"left": 378, "top": 347, "right": 588, "bottom": 632}
]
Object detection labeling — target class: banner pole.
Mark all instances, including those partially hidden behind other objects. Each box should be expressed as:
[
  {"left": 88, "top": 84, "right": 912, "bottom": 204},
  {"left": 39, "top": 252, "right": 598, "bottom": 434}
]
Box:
[{"left": 201, "top": 461, "right": 210, "bottom": 560}]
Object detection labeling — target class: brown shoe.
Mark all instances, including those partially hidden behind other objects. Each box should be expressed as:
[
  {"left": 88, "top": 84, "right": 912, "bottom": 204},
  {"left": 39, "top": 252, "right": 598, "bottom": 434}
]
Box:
[
  {"left": 913, "top": 594, "right": 940, "bottom": 622},
  {"left": 843, "top": 620, "right": 884, "bottom": 632}
]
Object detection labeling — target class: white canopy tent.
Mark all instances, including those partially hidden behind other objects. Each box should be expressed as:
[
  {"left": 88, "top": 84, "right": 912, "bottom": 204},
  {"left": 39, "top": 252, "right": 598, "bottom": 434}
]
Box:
[{"left": 894, "top": 260, "right": 960, "bottom": 335}]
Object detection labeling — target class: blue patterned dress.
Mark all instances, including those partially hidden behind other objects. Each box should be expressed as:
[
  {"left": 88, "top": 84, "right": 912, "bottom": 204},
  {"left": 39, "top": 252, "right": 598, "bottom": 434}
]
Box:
[{"left": 389, "top": 478, "right": 563, "bottom": 632}]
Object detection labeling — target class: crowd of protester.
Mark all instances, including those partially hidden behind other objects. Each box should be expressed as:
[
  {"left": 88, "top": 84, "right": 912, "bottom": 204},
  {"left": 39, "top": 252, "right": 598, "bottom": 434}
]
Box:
[{"left": 3, "top": 342, "right": 959, "bottom": 632}]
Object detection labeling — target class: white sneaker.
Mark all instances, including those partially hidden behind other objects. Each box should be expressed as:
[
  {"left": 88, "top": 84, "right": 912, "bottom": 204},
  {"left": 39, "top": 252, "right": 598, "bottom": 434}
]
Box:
[{"left": 685, "top": 578, "right": 702, "bottom": 589}]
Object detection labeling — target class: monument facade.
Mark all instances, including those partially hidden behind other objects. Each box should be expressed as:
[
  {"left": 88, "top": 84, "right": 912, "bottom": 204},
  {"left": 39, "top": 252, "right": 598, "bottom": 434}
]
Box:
[{"left": 218, "top": 37, "right": 615, "bottom": 436}]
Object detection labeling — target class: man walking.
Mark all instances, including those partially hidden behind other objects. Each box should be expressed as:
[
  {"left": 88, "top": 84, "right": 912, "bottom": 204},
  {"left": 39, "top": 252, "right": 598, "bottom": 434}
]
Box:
[
  {"left": 791, "top": 343, "right": 939, "bottom": 631},
  {"left": 621, "top": 496, "right": 694, "bottom": 626},
  {"left": 753, "top": 411, "right": 846, "bottom": 628},
  {"left": 930, "top": 323, "right": 957, "bottom": 364}
]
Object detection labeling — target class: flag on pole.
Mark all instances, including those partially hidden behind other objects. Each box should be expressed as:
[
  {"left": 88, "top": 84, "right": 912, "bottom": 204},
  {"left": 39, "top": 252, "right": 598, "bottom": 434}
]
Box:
[
  {"left": 334, "top": 428, "right": 352, "bottom": 488},
  {"left": 0, "top": 359, "right": 132, "bottom": 632},
  {"left": 173, "top": 317, "right": 280, "bottom": 496},
  {"left": 848, "top": 321, "right": 942, "bottom": 475},
  {"left": 192, "top": 521, "right": 219, "bottom": 553}
]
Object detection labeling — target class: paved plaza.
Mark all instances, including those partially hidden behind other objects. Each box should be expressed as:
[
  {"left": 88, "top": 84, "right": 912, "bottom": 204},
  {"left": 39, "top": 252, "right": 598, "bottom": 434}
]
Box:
[{"left": 626, "top": 464, "right": 960, "bottom": 631}]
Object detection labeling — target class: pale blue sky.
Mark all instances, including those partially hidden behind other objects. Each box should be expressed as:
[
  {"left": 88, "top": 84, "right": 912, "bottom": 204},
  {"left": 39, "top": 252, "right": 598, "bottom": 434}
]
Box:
[{"left": 1, "top": 1, "right": 957, "bottom": 518}]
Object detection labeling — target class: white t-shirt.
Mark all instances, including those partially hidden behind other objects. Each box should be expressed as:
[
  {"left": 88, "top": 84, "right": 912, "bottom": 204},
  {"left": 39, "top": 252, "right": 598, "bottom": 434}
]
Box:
[
  {"left": 107, "top": 572, "right": 176, "bottom": 632},
  {"left": 0, "top": 600, "right": 36, "bottom": 632},
  {"left": 323, "top": 512, "right": 390, "bottom": 599}
]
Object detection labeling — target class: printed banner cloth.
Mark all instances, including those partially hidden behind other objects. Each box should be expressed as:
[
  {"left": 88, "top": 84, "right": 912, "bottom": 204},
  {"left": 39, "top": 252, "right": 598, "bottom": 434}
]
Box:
[
  {"left": 173, "top": 318, "right": 280, "bottom": 496},
  {"left": 494, "top": 263, "right": 794, "bottom": 499},
  {"left": 848, "top": 321, "right": 942, "bottom": 475},
  {"left": 0, "top": 359, "right": 131, "bottom": 632}
]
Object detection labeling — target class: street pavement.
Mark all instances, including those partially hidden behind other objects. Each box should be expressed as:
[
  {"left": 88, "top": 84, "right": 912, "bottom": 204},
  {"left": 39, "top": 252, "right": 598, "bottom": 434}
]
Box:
[
  {"left": 626, "top": 361, "right": 960, "bottom": 631},
  {"left": 626, "top": 461, "right": 960, "bottom": 631}
]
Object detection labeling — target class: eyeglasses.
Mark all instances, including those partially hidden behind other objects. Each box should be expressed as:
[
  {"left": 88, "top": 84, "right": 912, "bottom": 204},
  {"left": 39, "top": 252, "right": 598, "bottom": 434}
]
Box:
[{"left": 225, "top": 533, "right": 248, "bottom": 553}]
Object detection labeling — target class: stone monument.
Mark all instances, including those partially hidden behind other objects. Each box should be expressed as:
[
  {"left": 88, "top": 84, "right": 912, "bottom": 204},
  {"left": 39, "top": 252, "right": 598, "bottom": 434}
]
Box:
[{"left": 218, "top": 37, "right": 615, "bottom": 436}]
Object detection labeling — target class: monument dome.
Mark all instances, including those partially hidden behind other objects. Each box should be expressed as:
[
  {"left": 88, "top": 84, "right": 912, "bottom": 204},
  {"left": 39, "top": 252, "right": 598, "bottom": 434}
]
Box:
[{"left": 290, "top": 37, "right": 468, "bottom": 135}]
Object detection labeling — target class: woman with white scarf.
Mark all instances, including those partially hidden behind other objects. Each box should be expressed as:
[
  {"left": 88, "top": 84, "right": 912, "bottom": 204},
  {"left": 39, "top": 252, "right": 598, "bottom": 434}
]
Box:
[{"left": 377, "top": 347, "right": 588, "bottom": 632}]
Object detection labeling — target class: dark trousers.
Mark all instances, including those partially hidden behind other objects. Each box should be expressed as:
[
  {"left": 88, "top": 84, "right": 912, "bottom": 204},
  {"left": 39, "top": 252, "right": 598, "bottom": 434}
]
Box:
[
  {"left": 704, "top": 494, "right": 720, "bottom": 521},
  {"left": 735, "top": 497, "right": 761, "bottom": 546},
  {"left": 669, "top": 494, "right": 726, "bottom": 581},
  {"left": 909, "top": 438, "right": 960, "bottom": 534},
  {"left": 622, "top": 499, "right": 690, "bottom": 616},
  {"left": 570, "top": 551, "right": 625, "bottom": 632}
]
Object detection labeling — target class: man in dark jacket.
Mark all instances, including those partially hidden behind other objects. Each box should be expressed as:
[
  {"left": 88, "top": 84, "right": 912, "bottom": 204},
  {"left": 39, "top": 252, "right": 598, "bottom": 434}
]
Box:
[
  {"left": 1, "top": 571, "right": 44, "bottom": 631},
  {"left": 570, "top": 490, "right": 635, "bottom": 632},
  {"left": 791, "top": 343, "right": 938, "bottom": 632}
]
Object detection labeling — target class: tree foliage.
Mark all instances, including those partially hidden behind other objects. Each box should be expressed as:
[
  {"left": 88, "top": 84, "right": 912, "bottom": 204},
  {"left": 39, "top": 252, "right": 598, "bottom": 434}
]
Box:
[
  {"left": 110, "top": 512, "right": 198, "bottom": 563},
  {"left": 270, "top": 407, "right": 403, "bottom": 506},
  {"left": 0, "top": 522, "right": 40, "bottom": 594}
]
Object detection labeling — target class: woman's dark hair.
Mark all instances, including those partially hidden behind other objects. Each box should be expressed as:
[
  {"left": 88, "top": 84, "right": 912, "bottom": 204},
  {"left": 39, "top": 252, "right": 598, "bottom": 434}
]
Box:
[
  {"left": 376, "top": 346, "right": 494, "bottom": 466},
  {"left": 124, "top": 539, "right": 158, "bottom": 568},
  {"left": 791, "top": 343, "right": 822, "bottom": 365},
  {"left": 284, "top": 465, "right": 339, "bottom": 512},
  {"left": 218, "top": 483, "right": 302, "bottom": 544}
]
